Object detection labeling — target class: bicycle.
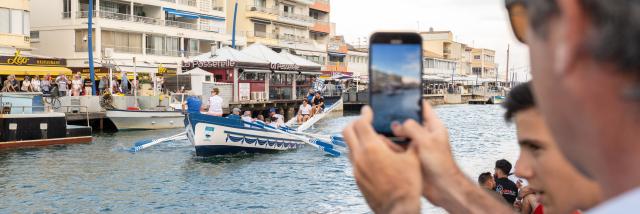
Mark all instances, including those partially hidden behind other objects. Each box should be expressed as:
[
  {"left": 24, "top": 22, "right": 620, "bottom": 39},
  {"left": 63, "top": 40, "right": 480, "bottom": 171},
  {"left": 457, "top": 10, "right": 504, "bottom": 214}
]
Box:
[{"left": 43, "top": 87, "right": 62, "bottom": 110}]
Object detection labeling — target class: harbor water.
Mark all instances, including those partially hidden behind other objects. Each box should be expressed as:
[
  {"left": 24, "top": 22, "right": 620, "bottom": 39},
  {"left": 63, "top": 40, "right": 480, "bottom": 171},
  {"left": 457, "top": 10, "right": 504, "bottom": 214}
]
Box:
[{"left": 0, "top": 105, "right": 518, "bottom": 213}]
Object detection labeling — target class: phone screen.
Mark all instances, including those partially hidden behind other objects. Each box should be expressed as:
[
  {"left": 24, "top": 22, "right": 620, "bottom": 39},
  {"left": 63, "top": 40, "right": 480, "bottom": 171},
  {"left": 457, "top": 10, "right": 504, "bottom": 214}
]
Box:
[{"left": 370, "top": 43, "right": 423, "bottom": 135}]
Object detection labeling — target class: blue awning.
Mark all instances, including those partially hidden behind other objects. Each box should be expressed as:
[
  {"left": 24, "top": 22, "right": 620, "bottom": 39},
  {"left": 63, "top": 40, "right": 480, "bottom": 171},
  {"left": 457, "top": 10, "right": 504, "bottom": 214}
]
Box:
[
  {"left": 163, "top": 8, "right": 225, "bottom": 21},
  {"left": 328, "top": 52, "right": 346, "bottom": 57}
]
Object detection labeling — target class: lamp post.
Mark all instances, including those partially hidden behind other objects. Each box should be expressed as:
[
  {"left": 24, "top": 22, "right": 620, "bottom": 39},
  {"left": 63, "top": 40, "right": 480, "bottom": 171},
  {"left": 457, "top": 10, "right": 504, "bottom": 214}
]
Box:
[
  {"left": 88, "top": 0, "right": 96, "bottom": 95},
  {"left": 231, "top": 0, "right": 239, "bottom": 48}
]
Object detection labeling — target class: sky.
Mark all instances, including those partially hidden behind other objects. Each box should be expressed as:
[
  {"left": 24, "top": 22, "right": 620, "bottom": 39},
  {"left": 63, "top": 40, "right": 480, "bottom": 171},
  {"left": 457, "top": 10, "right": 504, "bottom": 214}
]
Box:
[
  {"left": 371, "top": 44, "right": 422, "bottom": 80},
  {"left": 330, "top": 0, "right": 531, "bottom": 80}
]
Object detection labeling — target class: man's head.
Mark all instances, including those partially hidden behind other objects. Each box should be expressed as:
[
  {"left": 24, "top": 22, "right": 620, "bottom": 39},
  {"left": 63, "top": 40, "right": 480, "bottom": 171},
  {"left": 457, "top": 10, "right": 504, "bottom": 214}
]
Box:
[
  {"left": 269, "top": 108, "right": 276, "bottom": 116},
  {"left": 478, "top": 172, "right": 495, "bottom": 190},
  {"left": 494, "top": 159, "right": 512, "bottom": 178},
  {"left": 505, "top": 82, "right": 602, "bottom": 213},
  {"left": 243, "top": 111, "right": 251, "bottom": 117},
  {"left": 315, "top": 92, "right": 322, "bottom": 98},
  {"left": 505, "top": 0, "right": 640, "bottom": 190},
  {"left": 232, "top": 108, "right": 241, "bottom": 115}
]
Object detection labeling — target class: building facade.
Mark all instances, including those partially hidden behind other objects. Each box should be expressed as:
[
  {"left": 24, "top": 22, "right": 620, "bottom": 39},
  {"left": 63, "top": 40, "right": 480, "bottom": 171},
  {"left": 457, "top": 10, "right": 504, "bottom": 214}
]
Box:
[
  {"left": 0, "top": 0, "right": 31, "bottom": 51},
  {"left": 420, "top": 30, "right": 474, "bottom": 77},
  {"left": 30, "top": 0, "right": 240, "bottom": 75},
  {"left": 471, "top": 48, "right": 497, "bottom": 78},
  {"left": 226, "top": 0, "right": 330, "bottom": 65}
]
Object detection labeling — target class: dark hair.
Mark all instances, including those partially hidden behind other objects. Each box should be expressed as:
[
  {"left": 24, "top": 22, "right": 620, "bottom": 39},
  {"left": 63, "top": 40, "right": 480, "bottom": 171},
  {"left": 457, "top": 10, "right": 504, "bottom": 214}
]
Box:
[
  {"left": 528, "top": 0, "right": 640, "bottom": 73},
  {"left": 495, "top": 159, "right": 513, "bottom": 175},
  {"left": 478, "top": 172, "right": 493, "bottom": 185},
  {"left": 503, "top": 82, "right": 535, "bottom": 122}
]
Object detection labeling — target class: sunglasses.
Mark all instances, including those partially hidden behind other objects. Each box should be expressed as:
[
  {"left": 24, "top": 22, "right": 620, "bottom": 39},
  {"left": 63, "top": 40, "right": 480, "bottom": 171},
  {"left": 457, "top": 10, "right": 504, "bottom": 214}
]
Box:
[{"left": 505, "top": 0, "right": 529, "bottom": 43}]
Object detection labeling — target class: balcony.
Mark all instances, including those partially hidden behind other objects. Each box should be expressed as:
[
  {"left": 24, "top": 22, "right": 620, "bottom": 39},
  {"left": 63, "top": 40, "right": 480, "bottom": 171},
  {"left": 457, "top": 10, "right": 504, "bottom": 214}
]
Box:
[
  {"left": 178, "top": 0, "right": 197, "bottom": 7},
  {"left": 73, "top": 11, "right": 222, "bottom": 33},
  {"left": 310, "top": 20, "right": 330, "bottom": 34},
  {"left": 310, "top": 0, "right": 330, "bottom": 13},
  {"left": 102, "top": 45, "right": 143, "bottom": 54},
  {"left": 278, "top": 12, "right": 314, "bottom": 26},
  {"left": 0, "top": 33, "right": 30, "bottom": 49},
  {"left": 146, "top": 48, "right": 182, "bottom": 57}
]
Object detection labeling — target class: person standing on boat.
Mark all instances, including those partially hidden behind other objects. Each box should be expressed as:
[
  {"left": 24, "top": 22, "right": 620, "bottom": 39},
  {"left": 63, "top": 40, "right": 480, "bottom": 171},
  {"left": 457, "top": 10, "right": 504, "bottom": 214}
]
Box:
[
  {"left": 297, "top": 99, "right": 312, "bottom": 124},
  {"left": 207, "top": 88, "right": 223, "bottom": 117},
  {"left": 306, "top": 89, "right": 315, "bottom": 104},
  {"left": 182, "top": 93, "right": 203, "bottom": 114}
]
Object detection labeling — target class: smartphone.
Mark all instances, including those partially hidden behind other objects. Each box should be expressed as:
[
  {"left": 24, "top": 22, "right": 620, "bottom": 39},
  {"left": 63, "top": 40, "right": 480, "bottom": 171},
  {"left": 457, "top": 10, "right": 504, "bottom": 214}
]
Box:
[{"left": 368, "top": 32, "right": 423, "bottom": 143}]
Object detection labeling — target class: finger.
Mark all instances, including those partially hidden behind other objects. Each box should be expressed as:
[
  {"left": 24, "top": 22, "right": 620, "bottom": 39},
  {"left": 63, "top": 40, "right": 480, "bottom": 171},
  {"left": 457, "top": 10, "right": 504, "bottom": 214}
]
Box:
[
  {"left": 342, "top": 122, "right": 361, "bottom": 159},
  {"left": 353, "top": 106, "right": 382, "bottom": 148},
  {"left": 422, "top": 101, "right": 444, "bottom": 132},
  {"left": 402, "top": 119, "right": 428, "bottom": 144},
  {"left": 390, "top": 121, "right": 406, "bottom": 137},
  {"left": 381, "top": 135, "right": 405, "bottom": 152}
]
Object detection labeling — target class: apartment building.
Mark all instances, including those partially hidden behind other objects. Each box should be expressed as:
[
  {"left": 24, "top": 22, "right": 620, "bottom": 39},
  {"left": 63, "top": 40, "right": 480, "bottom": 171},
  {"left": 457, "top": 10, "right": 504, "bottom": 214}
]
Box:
[
  {"left": 30, "top": 0, "right": 241, "bottom": 74},
  {"left": 1, "top": 0, "right": 72, "bottom": 77},
  {"left": 423, "top": 50, "right": 457, "bottom": 78},
  {"left": 226, "top": 0, "right": 330, "bottom": 65},
  {"left": 0, "top": 0, "right": 31, "bottom": 51},
  {"left": 420, "top": 29, "right": 473, "bottom": 77},
  {"left": 471, "top": 48, "right": 497, "bottom": 78}
]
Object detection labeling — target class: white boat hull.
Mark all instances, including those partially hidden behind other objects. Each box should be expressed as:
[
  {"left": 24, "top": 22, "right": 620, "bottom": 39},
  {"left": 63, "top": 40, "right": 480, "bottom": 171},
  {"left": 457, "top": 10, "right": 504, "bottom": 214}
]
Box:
[
  {"left": 186, "top": 114, "right": 305, "bottom": 156},
  {"left": 106, "top": 110, "right": 185, "bottom": 130}
]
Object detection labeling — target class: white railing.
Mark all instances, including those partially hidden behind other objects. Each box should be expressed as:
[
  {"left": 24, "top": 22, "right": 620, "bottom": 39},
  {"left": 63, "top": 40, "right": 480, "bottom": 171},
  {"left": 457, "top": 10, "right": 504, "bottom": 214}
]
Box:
[
  {"left": 178, "top": 0, "right": 197, "bottom": 7},
  {"left": 76, "top": 10, "right": 206, "bottom": 32},
  {"left": 246, "top": 5, "right": 279, "bottom": 14}
]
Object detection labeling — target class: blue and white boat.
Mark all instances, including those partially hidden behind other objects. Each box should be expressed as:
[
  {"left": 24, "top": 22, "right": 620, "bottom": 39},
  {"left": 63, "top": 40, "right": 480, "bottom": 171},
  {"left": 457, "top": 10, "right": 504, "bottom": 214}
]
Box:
[{"left": 185, "top": 113, "right": 306, "bottom": 156}]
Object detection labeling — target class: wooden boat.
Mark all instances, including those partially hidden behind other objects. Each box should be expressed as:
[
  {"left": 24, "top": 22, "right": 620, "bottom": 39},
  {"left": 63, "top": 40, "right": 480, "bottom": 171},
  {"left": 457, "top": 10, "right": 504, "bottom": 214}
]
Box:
[
  {"left": 106, "top": 110, "right": 185, "bottom": 130},
  {"left": 185, "top": 113, "right": 306, "bottom": 156}
]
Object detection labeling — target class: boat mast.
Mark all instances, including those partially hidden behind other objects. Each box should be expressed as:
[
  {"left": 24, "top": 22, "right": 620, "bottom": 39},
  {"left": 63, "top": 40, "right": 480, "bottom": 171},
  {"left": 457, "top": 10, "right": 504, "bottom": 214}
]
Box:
[{"left": 505, "top": 44, "right": 510, "bottom": 86}]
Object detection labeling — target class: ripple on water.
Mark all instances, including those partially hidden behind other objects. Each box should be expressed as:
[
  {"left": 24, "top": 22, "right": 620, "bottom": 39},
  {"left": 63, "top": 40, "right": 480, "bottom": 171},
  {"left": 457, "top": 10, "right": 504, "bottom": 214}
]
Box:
[{"left": 0, "top": 105, "right": 516, "bottom": 213}]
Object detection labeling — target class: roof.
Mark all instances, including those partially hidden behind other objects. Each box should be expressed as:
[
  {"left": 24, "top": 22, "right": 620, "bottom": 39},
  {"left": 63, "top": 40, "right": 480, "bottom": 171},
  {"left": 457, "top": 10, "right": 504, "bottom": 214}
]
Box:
[
  {"left": 180, "top": 67, "right": 213, "bottom": 76},
  {"left": 191, "top": 47, "right": 268, "bottom": 64},
  {"left": 279, "top": 52, "right": 321, "bottom": 67},
  {"left": 241, "top": 43, "right": 295, "bottom": 65}
]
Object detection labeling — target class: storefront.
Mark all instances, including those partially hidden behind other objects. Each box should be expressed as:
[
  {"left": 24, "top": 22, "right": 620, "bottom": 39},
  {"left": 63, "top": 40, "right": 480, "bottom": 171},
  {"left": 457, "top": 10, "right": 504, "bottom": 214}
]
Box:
[{"left": 0, "top": 50, "right": 71, "bottom": 79}]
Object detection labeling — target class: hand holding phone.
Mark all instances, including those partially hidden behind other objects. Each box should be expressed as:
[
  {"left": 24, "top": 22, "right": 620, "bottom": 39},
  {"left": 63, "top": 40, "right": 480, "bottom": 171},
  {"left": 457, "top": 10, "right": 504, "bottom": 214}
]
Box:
[{"left": 368, "top": 32, "right": 424, "bottom": 143}]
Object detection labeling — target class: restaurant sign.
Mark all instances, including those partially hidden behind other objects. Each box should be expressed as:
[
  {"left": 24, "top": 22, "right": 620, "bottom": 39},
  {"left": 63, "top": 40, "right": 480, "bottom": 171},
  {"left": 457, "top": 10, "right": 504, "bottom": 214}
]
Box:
[
  {"left": 270, "top": 63, "right": 300, "bottom": 71},
  {"left": 182, "top": 60, "right": 237, "bottom": 69},
  {"left": 0, "top": 50, "right": 66, "bottom": 66}
]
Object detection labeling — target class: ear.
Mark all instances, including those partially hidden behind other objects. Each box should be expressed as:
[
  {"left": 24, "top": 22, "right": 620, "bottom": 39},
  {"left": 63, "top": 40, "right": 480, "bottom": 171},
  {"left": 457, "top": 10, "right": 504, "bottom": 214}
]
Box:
[{"left": 555, "top": 0, "right": 590, "bottom": 76}]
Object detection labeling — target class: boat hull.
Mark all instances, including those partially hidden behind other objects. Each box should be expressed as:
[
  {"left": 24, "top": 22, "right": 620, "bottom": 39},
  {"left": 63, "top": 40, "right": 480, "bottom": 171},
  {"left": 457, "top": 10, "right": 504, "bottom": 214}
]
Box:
[
  {"left": 186, "top": 113, "right": 305, "bottom": 157},
  {"left": 106, "top": 110, "right": 185, "bottom": 130}
]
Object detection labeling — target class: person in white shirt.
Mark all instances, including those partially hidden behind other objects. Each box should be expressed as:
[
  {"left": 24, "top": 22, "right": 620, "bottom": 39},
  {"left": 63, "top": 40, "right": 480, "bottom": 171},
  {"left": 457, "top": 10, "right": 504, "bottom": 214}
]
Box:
[
  {"left": 268, "top": 108, "right": 285, "bottom": 127},
  {"left": 31, "top": 76, "right": 41, "bottom": 92},
  {"left": 207, "top": 88, "right": 223, "bottom": 117},
  {"left": 297, "top": 99, "right": 312, "bottom": 124},
  {"left": 21, "top": 76, "right": 32, "bottom": 92}
]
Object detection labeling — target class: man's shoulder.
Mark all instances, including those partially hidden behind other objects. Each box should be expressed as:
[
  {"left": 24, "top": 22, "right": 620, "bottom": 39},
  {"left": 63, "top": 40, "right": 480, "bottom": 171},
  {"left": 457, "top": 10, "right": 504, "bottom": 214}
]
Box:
[{"left": 587, "top": 188, "right": 640, "bottom": 214}]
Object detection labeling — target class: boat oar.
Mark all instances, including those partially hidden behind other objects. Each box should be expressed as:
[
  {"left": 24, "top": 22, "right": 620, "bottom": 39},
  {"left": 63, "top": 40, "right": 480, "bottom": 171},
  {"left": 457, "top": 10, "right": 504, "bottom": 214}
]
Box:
[
  {"left": 129, "top": 132, "right": 186, "bottom": 153},
  {"left": 290, "top": 131, "right": 347, "bottom": 148},
  {"left": 248, "top": 121, "right": 341, "bottom": 157}
]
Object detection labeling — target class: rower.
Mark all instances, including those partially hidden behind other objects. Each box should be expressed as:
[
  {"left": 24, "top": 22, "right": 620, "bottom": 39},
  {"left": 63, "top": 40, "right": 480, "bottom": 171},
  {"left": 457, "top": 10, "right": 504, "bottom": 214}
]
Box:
[
  {"left": 269, "top": 108, "right": 285, "bottom": 127},
  {"left": 297, "top": 99, "right": 312, "bottom": 124},
  {"left": 311, "top": 92, "right": 325, "bottom": 116},
  {"left": 226, "top": 108, "right": 242, "bottom": 120},
  {"left": 181, "top": 92, "right": 204, "bottom": 114}
]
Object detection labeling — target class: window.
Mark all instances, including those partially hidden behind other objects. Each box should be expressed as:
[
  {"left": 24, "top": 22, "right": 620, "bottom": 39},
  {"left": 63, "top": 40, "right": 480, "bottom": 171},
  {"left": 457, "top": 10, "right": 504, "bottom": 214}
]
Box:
[
  {"left": 283, "top": 5, "right": 294, "bottom": 14},
  {"left": 30, "top": 31, "right": 39, "bottom": 39},
  {"left": 0, "top": 8, "right": 9, "bottom": 33},
  {"left": 10, "top": 10, "right": 23, "bottom": 35},
  {"left": 240, "top": 73, "right": 265, "bottom": 81},
  {"left": 254, "top": 23, "right": 266, "bottom": 37},
  {"left": 474, "top": 55, "right": 481, "bottom": 60},
  {"left": 255, "top": 0, "right": 266, "bottom": 7},
  {"left": 75, "top": 29, "right": 96, "bottom": 52}
]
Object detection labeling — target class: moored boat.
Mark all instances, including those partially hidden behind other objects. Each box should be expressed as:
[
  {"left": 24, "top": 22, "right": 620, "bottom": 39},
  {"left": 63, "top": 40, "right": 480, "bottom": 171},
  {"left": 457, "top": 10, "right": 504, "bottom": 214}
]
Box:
[
  {"left": 185, "top": 113, "right": 305, "bottom": 156},
  {"left": 1, "top": 93, "right": 92, "bottom": 149},
  {"left": 106, "top": 110, "right": 185, "bottom": 130}
]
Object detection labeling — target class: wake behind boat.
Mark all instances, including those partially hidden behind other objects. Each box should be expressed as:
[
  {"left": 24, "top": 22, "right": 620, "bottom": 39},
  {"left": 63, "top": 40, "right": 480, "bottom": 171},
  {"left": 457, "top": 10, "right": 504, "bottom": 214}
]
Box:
[
  {"left": 106, "top": 109, "right": 184, "bottom": 130},
  {"left": 185, "top": 113, "right": 306, "bottom": 156}
]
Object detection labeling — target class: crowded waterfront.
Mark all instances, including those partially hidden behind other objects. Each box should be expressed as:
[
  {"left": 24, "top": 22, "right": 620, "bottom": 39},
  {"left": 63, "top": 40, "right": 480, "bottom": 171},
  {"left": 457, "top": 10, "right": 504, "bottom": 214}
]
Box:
[{"left": 0, "top": 104, "right": 517, "bottom": 213}]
